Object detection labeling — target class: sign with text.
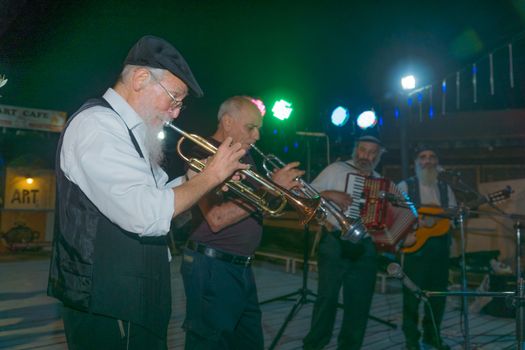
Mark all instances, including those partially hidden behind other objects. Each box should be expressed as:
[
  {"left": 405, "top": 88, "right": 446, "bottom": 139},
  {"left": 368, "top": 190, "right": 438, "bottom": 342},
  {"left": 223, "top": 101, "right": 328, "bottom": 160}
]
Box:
[
  {"left": 4, "top": 167, "right": 56, "bottom": 210},
  {"left": 0, "top": 104, "right": 66, "bottom": 132}
]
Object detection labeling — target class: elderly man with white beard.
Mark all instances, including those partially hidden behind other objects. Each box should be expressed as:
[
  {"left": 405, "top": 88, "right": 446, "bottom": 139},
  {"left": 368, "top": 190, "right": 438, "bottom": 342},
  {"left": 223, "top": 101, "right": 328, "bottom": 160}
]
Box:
[
  {"left": 397, "top": 145, "right": 456, "bottom": 350},
  {"left": 48, "top": 36, "right": 248, "bottom": 350}
]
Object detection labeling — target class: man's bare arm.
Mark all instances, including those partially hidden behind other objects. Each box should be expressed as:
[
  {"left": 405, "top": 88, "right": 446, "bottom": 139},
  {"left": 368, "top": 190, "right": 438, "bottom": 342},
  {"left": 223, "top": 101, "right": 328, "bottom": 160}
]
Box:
[
  {"left": 320, "top": 190, "right": 353, "bottom": 212},
  {"left": 195, "top": 160, "right": 306, "bottom": 232},
  {"left": 198, "top": 194, "right": 254, "bottom": 232}
]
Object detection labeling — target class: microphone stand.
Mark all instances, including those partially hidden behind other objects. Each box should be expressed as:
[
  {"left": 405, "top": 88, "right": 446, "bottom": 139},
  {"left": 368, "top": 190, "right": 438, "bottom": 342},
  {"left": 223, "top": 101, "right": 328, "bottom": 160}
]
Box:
[
  {"left": 259, "top": 133, "right": 321, "bottom": 350},
  {"left": 436, "top": 172, "right": 479, "bottom": 349},
  {"left": 457, "top": 203, "right": 471, "bottom": 350},
  {"left": 514, "top": 219, "right": 525, "bottom": 350},
  {"left": 449, "top": 173, "right": 525, "bottom": 349},
  {"left": 422, "top": 214, "right": 525, "bottom": 350},
  {"left": 259, "top": 223, "right": 318, "bottom": 350},
  {"left": 384, "top": 178, "right": 472, "bottom": 349}
]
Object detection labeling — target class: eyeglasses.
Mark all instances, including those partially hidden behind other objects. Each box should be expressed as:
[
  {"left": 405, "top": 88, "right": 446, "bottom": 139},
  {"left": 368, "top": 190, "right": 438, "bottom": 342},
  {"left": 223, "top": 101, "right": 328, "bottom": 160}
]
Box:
[{"left": 149, "top": 71, "right": 185, "bottom": 111}]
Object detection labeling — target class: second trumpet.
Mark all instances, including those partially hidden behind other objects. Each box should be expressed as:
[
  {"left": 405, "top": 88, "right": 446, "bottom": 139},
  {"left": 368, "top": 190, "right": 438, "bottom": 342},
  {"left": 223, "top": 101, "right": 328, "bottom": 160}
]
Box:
[
  {"left": 165, "top": 122, "right": 321, "bottom": 224},
  {"left": 250, "top": 144, "right": 367, "bottom": 243}
]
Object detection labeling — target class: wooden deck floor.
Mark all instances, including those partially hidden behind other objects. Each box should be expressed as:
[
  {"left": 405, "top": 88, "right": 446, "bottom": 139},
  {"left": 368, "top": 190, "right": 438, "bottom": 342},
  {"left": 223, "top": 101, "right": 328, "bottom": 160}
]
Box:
[{"left": 0, "top": 256, "right": 518, "bottom": 349}]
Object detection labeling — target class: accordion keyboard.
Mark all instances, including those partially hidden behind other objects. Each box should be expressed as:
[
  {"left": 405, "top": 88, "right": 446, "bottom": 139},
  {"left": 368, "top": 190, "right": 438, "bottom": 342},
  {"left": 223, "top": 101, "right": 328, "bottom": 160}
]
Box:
[{"left": 345, "top": 174, "right": 366, "bottom": 219}]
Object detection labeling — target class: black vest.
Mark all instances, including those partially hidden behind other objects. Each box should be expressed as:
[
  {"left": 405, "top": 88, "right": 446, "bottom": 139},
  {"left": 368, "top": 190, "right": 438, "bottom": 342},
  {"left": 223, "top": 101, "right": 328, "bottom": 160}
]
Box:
[
  {"left": 47, "top": 98, "right": 171, "bottom": 337},
  {"left": 405, "top": 176, "right": 449, "bottom": 208}
]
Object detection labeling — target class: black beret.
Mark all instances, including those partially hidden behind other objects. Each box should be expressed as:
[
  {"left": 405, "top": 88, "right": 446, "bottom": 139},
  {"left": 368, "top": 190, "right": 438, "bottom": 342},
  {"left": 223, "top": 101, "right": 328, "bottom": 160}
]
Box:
[
  {"left": 356, "top": 128, "right": 384, "bottom": 147},
  {"left": 357, "top": 135, "right": 383, "bottom": 146},
  {"left": 124, "top": 35, "right": 204, "bottom": 97},
  {"left": 413, "top": 144, "right": 439, "bottom": 159}
]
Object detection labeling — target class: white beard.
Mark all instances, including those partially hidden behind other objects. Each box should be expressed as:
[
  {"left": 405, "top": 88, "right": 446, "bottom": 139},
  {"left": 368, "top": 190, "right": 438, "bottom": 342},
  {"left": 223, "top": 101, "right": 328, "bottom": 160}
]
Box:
[
  {"left": 415, "top": 163, "right": 438, "bottom": 186},
  {"left": 143, "top": 115, "right": 165, "bottom": 166},
  {"left": 354, "top": 158, "right": 374, "bottom": 174}
]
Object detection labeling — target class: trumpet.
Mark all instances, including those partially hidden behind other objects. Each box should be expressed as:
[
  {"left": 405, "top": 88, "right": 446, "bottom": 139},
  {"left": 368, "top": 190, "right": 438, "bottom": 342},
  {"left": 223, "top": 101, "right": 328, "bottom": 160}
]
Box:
[
  {"left": 250, "top": 144, "right": 368, "bottom": 243},
  {"left": 164, "top": 122, "right": 321, "bottom": 224}
]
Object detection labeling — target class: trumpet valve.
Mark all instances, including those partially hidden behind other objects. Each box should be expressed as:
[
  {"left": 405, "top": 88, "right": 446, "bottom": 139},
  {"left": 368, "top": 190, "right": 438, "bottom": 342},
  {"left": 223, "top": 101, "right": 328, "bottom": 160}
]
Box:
[{"left": 315, "top": 208, "right": 328, "bottom": 222}]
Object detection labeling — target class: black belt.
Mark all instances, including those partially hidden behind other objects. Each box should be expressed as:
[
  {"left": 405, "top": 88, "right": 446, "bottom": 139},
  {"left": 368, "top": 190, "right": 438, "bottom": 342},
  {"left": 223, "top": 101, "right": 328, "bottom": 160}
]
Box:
[{"left": 186, "top": 241, "right": 253, "bottom": 266}]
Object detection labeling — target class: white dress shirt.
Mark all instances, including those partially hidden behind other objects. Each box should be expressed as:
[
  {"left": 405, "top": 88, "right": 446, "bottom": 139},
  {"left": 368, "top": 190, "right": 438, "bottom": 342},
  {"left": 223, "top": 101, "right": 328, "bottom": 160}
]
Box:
[{"left": 60, "top": 88, "right": 179, "bottom": 237}]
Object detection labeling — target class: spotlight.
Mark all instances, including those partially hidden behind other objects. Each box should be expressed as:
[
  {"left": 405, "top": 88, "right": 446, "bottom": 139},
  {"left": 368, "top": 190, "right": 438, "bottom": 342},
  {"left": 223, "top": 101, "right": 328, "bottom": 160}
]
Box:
[
  {"left": 271, "top": 100, "right": 293, "bottom": 121},
  {"left": 356, "top": 110, "right": 377, "bottom": 130},
  {"left": 401, "top": 75, "right": 416, "bottom": 90},
  {"left": 26, "top": 177, "right": 34, "bottom": 185},
  {"left": 330, "top": 106, "right": 349, "bottom": 127}
]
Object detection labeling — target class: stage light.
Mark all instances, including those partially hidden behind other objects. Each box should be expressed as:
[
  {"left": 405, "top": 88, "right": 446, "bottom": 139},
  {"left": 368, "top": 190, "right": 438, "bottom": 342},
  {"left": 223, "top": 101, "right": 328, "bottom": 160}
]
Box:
[
  {"left": 330, "top": 106, "right": 349, "bottom": 127},
  {"left": 401, "top": 75, "right": 416, "bottom": 90},
  {"left": 356, "top": 110, "right": 377, "bottom": 130},
  {"left": 271, "top": 100, "right": 293, "bottom": 121}
]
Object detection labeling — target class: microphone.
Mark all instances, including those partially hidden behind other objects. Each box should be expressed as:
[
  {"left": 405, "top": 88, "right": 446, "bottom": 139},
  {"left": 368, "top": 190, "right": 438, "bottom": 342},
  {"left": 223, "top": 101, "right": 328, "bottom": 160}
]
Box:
[
  {"left": 295, "top": 131, "right": 327, "bottom": 137},
  {"left": 387, "top": 263, "right": 427, "bottom": 301},
  {"left": 437, "top": 167, "right": 462, "bottom": 179}
]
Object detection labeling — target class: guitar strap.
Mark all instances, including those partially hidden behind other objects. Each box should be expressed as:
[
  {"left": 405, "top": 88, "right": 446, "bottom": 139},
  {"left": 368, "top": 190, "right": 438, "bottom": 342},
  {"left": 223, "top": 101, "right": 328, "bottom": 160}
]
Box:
[{"left": 438, "top": 179, "right": 449, "bottom": 208}]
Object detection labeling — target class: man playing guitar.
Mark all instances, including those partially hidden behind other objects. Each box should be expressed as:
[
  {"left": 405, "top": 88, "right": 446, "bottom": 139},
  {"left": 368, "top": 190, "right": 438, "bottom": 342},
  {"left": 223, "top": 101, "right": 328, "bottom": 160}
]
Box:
[{"left": 397, "top": 145, "right": 456, "bottom": 350}]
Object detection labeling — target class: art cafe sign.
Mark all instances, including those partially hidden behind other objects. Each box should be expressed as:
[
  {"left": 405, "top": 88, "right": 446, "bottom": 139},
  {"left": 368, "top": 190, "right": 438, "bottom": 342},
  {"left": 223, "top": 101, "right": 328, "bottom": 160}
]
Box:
[{"left": 0, "top": 104, "right": 66, "bottom": 132}]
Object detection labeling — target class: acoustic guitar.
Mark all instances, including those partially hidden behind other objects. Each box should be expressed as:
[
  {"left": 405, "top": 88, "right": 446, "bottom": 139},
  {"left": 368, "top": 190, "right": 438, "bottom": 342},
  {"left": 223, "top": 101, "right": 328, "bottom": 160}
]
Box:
[{"left": 401, "top": 186, "right": 512, "bottom": 254}]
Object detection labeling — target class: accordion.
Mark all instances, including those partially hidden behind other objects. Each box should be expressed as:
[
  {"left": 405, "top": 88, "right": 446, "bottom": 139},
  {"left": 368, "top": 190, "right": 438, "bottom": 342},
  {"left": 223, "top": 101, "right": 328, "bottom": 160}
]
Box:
[{"left": 344, "top": 174, "right": 417, "bottom": 252}]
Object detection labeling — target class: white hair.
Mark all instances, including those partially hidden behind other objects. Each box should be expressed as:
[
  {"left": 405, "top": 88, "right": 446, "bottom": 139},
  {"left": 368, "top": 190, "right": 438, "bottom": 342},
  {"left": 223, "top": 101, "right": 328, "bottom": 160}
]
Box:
[
  {"left": 118, "top": 65, "right": 166, "bottom": 84},
  {"left": 217, "top": 96, "right": 259, "bottom": 121}
]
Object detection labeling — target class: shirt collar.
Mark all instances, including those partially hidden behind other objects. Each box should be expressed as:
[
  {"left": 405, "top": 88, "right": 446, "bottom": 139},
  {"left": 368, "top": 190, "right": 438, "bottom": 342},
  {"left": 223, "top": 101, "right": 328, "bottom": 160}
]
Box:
[{"left": 103, "top": 88, "right": 143, "bottom": 130}]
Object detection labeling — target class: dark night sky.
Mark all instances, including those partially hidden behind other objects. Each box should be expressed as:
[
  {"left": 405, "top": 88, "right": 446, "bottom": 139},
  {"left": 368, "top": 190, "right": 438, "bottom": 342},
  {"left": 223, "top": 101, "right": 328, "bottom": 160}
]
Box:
[{"left": 1, "top": 0, "right": 524, "bottom": 168}]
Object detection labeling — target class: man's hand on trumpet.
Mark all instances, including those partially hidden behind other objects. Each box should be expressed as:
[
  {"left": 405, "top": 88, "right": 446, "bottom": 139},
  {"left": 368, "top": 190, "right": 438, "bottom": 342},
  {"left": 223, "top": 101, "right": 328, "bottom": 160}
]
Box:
[
  {"left": 270, "top": 161, "right": 305, "bottom": 191},
  {"left": 187, "top": 136, "right": 248, "bottom": 191}
]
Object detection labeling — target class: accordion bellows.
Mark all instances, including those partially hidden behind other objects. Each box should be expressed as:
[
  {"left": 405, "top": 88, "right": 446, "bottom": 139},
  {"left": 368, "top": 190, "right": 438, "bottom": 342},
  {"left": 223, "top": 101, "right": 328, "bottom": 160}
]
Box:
[{"left": 345, "top": 174, "right": 417, "bottom": 252}]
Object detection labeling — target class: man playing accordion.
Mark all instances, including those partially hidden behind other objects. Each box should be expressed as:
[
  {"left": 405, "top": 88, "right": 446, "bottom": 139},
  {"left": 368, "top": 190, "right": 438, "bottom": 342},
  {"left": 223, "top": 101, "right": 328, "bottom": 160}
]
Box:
[{"left": 304, "top": 133, "right": 415, "bottom": 350}]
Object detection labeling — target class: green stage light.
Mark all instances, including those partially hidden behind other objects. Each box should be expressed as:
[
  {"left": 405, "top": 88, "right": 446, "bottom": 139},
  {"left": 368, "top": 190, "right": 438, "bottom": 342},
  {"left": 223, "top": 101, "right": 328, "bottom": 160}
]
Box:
[{"left": 271, "top": 99, "right": 293, "bottom": 121}]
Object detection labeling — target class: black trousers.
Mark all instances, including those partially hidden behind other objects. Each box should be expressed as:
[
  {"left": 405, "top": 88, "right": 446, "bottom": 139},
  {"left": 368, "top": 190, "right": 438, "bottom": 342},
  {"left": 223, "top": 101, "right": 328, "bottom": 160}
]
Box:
[
  {"left": 402, "top": 234, "right": 450, "bottom": 345},
  {"left": 62, "top": 305, "right": 167, "bottom": 350},
  {"left": 303, "top": 232, "right": 377, "bottom": 350}
]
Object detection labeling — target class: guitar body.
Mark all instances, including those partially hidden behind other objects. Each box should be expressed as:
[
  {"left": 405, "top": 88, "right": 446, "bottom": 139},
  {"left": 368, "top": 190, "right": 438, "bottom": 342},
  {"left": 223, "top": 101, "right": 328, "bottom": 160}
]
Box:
[
  {"left": 401, "top": 186, "right": 512, "bottom": 254},
  {"left": 401, "top": 206, "right": 450, "bottom": 254}
]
